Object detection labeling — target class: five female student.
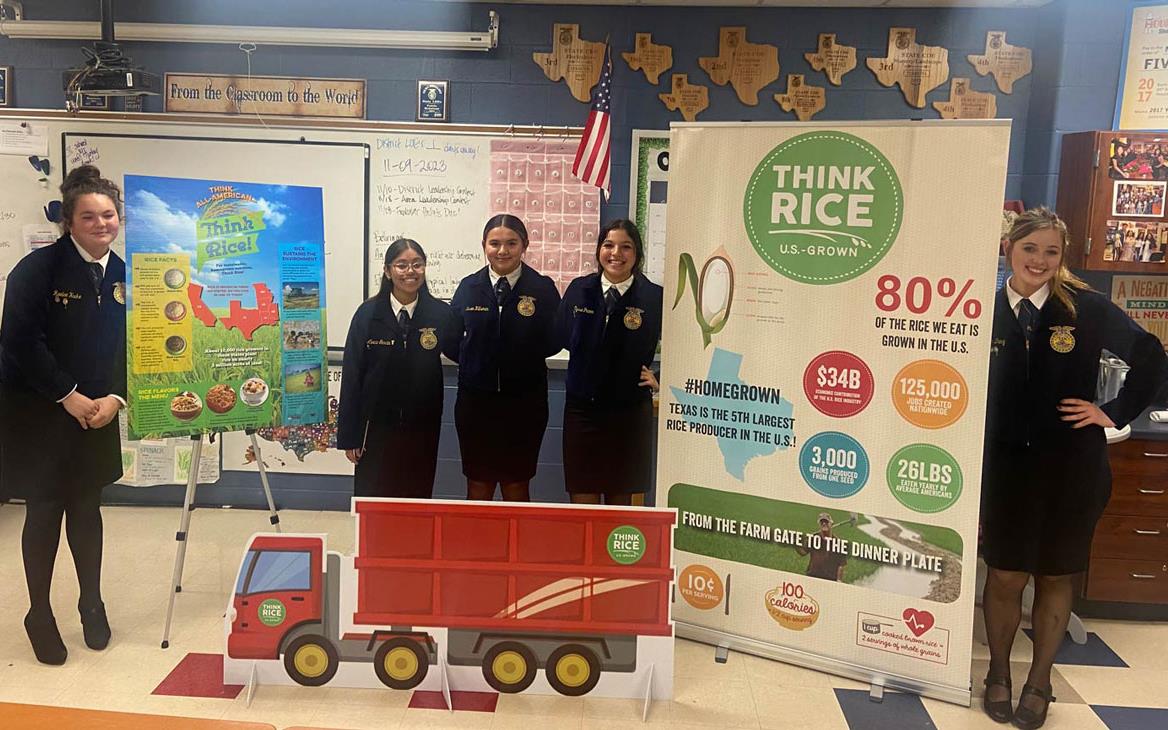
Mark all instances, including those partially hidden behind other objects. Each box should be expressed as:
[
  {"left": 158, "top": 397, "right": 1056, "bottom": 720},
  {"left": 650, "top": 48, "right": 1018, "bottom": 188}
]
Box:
[
  {"left": 337, "top": 238, "right": 458, "bottom": 498},
  {"left": 557, "top": 220, "right": 662, "bottom": 504},
  {"left": 980, "top": 208, "right": 1168, "bottom": 729},
  {"left": 0, "top": 165, "right": 127, "bottom": 665},
  {"left": 446, "top": 215, "right": 562, "bottom": 501}
]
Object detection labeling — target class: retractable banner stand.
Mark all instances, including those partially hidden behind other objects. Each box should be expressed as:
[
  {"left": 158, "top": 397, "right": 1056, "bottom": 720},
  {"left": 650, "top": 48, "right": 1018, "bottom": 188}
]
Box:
[{"left": 657, "top": 120, "right": 1009, "bottom": 705}]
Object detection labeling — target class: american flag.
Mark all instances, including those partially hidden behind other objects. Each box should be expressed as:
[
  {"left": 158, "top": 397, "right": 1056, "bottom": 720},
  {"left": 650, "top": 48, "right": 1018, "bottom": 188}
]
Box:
[{"left": 572, "top": 43, "right": 612, "bottom": 198}]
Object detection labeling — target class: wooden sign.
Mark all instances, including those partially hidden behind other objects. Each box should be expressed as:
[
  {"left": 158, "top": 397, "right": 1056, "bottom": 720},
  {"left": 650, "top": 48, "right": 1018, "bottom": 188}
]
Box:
[
  {"left": 698, "top": 27, "right": 780, "bottom": 106},
  {"left": 967, "top": 31, "right": 1032, "bottom": 94},
  {"left": 932, "top": 77, "right": 997, "bottom": 119},
  {"left": 774, "top": 74, "right": 826, "bottom": 121},
  {"left": 622, "top": 33, "right": 673, "bottom": 85},
  {"left": 164, "top": 73, "right": 366, "bottom": 118},
  {"left": 866, "top": 27, "right": 950, "bottom": 109},
  {"left": 533, "top": 24, "right": 606, "bottom": 103},
  {"left": 659, "top": 74, "right": 710, "bottom": 121},
  {"left": 804, "top": 33, "right": 857, "bottom": 86}
]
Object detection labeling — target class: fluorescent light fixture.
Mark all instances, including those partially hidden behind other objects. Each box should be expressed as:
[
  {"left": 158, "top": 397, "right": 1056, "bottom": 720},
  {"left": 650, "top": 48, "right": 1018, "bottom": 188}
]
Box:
[{"left": 0, "top": 11, "right": 499, "bottom": 51}]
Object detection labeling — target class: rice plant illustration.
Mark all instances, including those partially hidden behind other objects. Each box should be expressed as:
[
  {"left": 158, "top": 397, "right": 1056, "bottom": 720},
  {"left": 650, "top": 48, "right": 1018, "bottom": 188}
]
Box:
[{"left": 674, "top": 247, "right": 735, "bottom": 348}]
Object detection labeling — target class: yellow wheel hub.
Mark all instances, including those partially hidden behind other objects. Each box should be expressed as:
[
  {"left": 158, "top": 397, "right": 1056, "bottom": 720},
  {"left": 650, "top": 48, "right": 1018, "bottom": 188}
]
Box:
[
  {"left": 492, "top": 650, "right": 528, "bottom": 685},
  {"left": 555, "top": 653, "right": 590, "bottom": 688},
  {"left": 385, "top": 646, "right": 419, "bottom": 681},
  {"left": 293, "top": 644, "right": 329, "bottom": 678}
]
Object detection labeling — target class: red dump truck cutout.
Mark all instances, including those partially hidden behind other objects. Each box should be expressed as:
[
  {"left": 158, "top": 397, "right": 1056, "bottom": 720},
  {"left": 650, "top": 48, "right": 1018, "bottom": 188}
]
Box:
[{"left": 227, "top": 499, "right": 675, "bottom": 696}]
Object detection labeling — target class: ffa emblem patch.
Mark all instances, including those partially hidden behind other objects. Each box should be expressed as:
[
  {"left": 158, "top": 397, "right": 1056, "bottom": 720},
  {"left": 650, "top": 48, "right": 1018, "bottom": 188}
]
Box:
[
  {"left": 623, "top": 307, "right": 644, "bottom": 330},
  {"left": 517, "top": 295, "right": 536, "bottom": 317},
  {"left": 1049, "top": 326, "right": 1075, "bottom": 354},
  {"left": 112, "top": 282, "right": 126, "bottom": 304},
  {"left": 419, "top": 328, "right": 438, "bottom": 350}
]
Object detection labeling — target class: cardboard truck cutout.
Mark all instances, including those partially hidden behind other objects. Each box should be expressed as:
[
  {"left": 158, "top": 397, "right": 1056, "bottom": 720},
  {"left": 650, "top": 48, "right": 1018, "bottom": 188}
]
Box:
[{"left": 225, "top": 498, "right": 676, "bottom": 699}]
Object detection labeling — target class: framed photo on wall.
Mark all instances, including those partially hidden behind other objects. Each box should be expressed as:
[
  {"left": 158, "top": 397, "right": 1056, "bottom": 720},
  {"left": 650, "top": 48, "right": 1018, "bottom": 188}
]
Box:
[
  {"left": 1113, "top": 180, "right": 1167, "bottom": 218},
  {"left": 0, "top": 67, "right": 12, "bottom": 107}
]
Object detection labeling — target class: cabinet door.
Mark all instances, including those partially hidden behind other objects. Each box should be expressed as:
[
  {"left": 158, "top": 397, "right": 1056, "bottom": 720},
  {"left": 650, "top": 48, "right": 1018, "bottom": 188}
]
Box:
[
  {"left": 1080, "top": 132, "right": 1168, "bottom": 272},
  {"left": 1086, "top": 557, "right": 1168, "bottom": 603}
]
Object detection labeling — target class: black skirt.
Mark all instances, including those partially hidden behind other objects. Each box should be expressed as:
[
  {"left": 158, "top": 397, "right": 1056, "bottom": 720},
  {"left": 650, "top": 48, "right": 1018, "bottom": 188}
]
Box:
[
  {"left": 980, "top": 430, "right": 1111, "bottom": 576},
  {"left": 563, "top": 396, "right": 655, "bottom": 495},
  {"left": 455, "top": 388, "right": 548, "bottom": 483},
  {"left": 0, "top": 385, "right": 121, "bottom": 502},
  {"left": 353, "top": 419, "right": 440, "bottom": 499}
]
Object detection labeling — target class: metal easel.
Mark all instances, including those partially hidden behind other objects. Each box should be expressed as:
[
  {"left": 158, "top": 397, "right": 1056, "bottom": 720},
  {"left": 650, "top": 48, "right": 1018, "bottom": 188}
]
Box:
[{"left": 160, "top": 428, "right": 282, "bottom": 649}]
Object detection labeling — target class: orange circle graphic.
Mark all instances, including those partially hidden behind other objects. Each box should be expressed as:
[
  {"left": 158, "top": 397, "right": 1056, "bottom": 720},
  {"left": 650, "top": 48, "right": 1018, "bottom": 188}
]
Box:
[{"left": 891, "top": 359, "right": 969, "bottom": 429}]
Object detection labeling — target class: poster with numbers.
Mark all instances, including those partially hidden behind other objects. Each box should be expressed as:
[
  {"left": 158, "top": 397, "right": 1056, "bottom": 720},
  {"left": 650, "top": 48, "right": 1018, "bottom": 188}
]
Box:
[
  {"left": 629, "top": 129, "right": 670, "bottom": 285},
  {"left": 1116, "top": 3, "right": 1168, "bottom": 130},
  {"left": 657, "top": 120, "right": 1009, "bottom": 705}
]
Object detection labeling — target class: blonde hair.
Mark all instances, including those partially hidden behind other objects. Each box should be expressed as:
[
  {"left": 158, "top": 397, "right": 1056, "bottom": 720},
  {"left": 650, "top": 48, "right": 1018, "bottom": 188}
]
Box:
[{"left": 1005, "top": 207, "right": 1091, "bottom": 317}]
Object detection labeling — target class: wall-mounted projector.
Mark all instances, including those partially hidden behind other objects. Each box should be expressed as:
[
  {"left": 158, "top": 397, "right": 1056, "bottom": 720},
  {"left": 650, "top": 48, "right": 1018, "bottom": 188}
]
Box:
[{"left": 62, "top": 1, "right": 159, "bottom": 100}]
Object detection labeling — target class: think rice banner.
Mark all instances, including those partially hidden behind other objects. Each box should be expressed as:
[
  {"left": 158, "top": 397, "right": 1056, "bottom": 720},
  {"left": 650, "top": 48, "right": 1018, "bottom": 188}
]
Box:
[
  {"left": 124, "top": 175, "right": 328, "bottom": 440},
  {"left": 657, "top": 121, "right": 1009, "bottom": 705}
]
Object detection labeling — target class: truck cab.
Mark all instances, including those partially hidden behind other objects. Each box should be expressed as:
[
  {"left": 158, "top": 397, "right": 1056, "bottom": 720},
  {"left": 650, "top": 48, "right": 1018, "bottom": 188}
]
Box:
[{"left": 227, "top": 535, "right": 325, "bottom": 661}]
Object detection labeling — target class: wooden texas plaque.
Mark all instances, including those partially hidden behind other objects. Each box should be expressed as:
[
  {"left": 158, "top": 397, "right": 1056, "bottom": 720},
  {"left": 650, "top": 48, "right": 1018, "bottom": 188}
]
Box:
[
  {"left": 659, "top": 73, "right": 710, "bottom": 121},
  {"left": 622, "top": 33, "right": 673, "bottom": 85},
  {"left": 967, "top": 31, "right": 1033, "bottom": 94},
  {"left": 533, "top": 24, "right": 606, "bottom": 102},
  {"left": 866, "top": 27, "right": 950, "bottom": 109},
  {"left": 774, "top": 74, "right": 826, "bottom": 121},
  {"left": 804, "top": 33, "right": 857, "bottom": 86},
  {"left": 932, "top": 77, "right": 997, "bottom": 119},
  {"left": 698, "top": 26, "right": 780, "bottom": 105}
]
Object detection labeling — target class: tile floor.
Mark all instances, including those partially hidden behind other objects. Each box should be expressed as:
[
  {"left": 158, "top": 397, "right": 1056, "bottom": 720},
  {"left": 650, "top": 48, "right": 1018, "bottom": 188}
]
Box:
[{"left": 1, "top": 503, "right": 1166, "bottom": 730}]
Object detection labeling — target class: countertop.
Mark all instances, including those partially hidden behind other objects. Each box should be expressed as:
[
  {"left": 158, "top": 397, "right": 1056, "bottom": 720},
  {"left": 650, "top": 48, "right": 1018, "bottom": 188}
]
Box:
[{"left": 1128, "top": 405, "right": 1168, "bottom": 441}]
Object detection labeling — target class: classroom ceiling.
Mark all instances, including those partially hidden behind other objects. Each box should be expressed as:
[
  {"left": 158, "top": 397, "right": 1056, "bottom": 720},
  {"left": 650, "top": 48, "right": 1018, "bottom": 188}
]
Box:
[{"left": 457, "top": 1, "right": 1052, "bottom": 6}]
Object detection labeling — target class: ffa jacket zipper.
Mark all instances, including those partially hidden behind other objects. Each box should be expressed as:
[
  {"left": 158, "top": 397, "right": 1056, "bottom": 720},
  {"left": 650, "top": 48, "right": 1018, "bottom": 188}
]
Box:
[{"left": 495, "top": 299, "right": 503, "bottom": 393}]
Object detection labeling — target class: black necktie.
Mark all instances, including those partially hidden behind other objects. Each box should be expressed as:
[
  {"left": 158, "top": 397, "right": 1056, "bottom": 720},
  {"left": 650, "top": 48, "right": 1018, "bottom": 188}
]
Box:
[
  {"left": 604, "top": 286, "right": 621, "bottom": 318},
  {"left": 398, "top": 308, "right": 410, "bottom": 331},
  {"left": 1018, "top": 299, "right": 1038, "bottom": 346},
  {"left": 87, "top": 262, "right": 103, "bottom": 294},
  {"left": 495, "top": 276, "right": 511, "bottom": 307}
]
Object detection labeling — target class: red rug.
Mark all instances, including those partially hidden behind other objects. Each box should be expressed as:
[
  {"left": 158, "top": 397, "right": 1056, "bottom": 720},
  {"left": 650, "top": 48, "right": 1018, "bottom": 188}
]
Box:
[
  {"left": 408, "top": 690, "right": 498, "bottom": 712},
  {"left": 153, "top": 653, "right": 244, "bottom": 699}
]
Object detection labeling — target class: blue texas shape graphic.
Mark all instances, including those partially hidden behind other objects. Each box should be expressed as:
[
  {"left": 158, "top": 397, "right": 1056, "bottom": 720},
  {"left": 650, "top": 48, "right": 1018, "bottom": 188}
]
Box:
[{"left": 669, "top": 348, "right": 796, "bottom": 480}]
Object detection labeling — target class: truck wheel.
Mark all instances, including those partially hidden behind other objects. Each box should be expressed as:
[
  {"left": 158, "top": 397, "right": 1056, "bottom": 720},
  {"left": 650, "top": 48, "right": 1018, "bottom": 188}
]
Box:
[
  {"left": 482, "top": 641, "right": 537, "bottom": 693},
  {"left": 374, "top": 637, "right": 429, "bottom": 690},
  {"left": 284, "top": 635, "right": 338, "bottom": 687},
  {"left": 546, "top": 644, "right": 600, "bottom": 696}
]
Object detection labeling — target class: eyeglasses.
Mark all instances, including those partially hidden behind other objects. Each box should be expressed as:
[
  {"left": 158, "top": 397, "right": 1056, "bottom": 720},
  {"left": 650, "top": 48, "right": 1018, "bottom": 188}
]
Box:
[{"left": 390, "top": 261, "right": 426, "bottom": 273}]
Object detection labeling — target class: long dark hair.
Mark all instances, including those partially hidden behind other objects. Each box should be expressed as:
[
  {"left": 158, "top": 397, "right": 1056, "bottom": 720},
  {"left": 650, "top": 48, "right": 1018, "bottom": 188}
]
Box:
[
  {"left": 379, "top": 238, "right": 429, "bottom": 297},
  {"left": 595, "top": 219, "right": 645, "bottom": 274},
  {"left": 60, "top": 165, "right": 123, "bottom": 234},
  {"left": 482, "top": 214, "right": 529, "bottom": 248}
]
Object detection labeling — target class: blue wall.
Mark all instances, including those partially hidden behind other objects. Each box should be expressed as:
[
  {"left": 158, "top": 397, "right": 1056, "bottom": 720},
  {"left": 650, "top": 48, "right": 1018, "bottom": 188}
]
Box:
[{"left": 1, "top": 0, "right": 1148, "bottom": 509}]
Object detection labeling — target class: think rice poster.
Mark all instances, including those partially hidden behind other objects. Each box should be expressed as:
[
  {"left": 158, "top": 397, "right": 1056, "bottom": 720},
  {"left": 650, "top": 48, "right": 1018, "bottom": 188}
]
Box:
[
  {"left": 658, "top": 121, "right": 1010, "bottom": 705},
  {"left": 123, "top": 175, "right": 328, "bottom": 440}
]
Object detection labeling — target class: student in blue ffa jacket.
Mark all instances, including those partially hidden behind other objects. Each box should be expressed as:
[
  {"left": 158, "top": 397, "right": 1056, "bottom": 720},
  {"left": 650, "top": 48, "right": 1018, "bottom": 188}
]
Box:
[
  {"left": 0, "top": 166, "right": 127, "bottom": 665},
  {"left": 446, "top": 215, "right": 561, "bottom": 502},
  {"left": 337, "top": 239, "right": 457, "bottom": 499},
  {"left": 980, "top": 208, "right": 1168, "bottom": 729},
  {"left": 557, "top": 220, "right": 663, "bottom": 505}
]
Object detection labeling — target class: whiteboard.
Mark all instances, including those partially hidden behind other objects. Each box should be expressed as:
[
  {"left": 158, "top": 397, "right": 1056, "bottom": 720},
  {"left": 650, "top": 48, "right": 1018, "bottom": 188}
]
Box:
[{"left": 62, "top": 132, "right": 367, "bottom": 350}]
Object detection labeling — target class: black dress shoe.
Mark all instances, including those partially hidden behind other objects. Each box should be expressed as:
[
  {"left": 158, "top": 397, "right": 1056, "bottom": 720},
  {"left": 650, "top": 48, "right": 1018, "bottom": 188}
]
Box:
[
  {"left": 982, "top": 674, "right": 1014, "bottom": 723},
  {"left": 24, "top": 611, "right": 67, "bottom": 665},
  {"left": 79, "top": 602, "right": 111, "bottom": 650},
  {"left": 1013, "top": 683, "right": 1055, "bottom": 729}
]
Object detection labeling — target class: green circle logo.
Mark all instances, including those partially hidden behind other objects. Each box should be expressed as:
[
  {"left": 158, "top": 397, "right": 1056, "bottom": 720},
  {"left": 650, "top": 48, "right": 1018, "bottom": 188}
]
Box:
[
  {"left": 743, "top": 131, "right": 903, "bottom": 284},
  {"left": 886, "top": 443, "right": 962, "bottom": 513},
  {"left": 258, "top": 598, "right": 287, "bottom": 627},
  {"left": 607, "top": 525, "right": 646, "bottom": 565}
]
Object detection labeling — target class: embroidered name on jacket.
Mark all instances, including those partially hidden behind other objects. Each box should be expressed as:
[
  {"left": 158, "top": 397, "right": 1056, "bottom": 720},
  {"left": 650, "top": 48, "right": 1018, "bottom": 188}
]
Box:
[
  {"left": 367, "top": 338, "right": 395, "bottom": 347},
  {"left": 465, "top": 305, "right": 491, "bottom": 313},
  {"left": 574, "top": 306, "right": 595, "bottom": 315},
  {"left": 52, "top": 290, "right": 82, "bottom": 306}
]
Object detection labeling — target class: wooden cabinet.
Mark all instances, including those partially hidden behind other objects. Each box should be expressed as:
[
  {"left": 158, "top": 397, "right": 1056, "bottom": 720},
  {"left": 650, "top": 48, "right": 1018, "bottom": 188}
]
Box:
[
  {"left": 1085, "top": 437, "right": 1168, "bottom": 604},
  {"left": 1056, "top": 131, "right": 1168, "bottom": 272}
]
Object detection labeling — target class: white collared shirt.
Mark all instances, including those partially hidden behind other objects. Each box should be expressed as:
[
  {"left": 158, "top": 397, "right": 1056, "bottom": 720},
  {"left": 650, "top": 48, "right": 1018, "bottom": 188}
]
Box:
[
  {"left": 488, "top": 264, "right": 523, "bottom": 291},
  {"left": 389, "top": 292, "right": 418, "bottom": 320},
  {"left": 1005, "top": 278, "right": 1050, "bottom": 320},
  {"left": 71, "top": 236, "right": 111, "bottom": 276},
  {"left": 602, "top": 273, "right": 634, "bottom": 298}
]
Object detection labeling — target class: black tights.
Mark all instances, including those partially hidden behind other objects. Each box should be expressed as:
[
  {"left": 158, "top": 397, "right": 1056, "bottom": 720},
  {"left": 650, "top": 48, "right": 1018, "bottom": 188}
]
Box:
[
  {"left": 22, "top": 489, "right": 104, "bottom": 616},
  {"left": 983, "top": 568, "right": 1073, "bottom": 712}
]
